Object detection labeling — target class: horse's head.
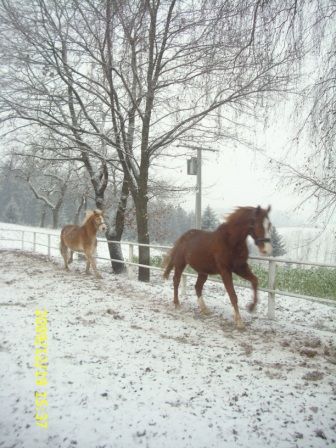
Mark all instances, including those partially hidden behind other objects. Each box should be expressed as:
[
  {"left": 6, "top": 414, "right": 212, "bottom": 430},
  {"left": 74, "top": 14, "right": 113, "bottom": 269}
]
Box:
[
  {"left": 249, "top": 205, "right": 272, "bottom": 256},
  {"left": 93, "top": 209, "right": 107, "bottom": 232}
]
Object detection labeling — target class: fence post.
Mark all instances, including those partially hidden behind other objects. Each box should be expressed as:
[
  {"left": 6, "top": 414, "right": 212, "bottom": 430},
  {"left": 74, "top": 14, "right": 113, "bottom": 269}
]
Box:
[
  {"left": 47, "top": 234, "right": 51, "bottom": 258},
  {"left": 33, "top": 232, "right": 36, "bottom": 252},
  {"left": 267, "top": 259, "right": 276, "bottom": 319},
  {"left": 21, "top": 231, "right": 25, "bottom": 250},
  {"left": 128, "top": 243, "right": 134, "bottom": 279}
]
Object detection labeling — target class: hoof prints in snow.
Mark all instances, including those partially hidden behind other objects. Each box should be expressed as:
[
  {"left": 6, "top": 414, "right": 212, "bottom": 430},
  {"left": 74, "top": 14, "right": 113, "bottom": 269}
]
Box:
[{"left": 0, "top": 250, "right": 335, "bottom": 448}]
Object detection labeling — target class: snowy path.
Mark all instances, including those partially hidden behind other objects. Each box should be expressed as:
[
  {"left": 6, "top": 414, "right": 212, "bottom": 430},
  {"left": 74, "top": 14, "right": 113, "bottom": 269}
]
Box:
[{"left": 0, "top": 250, "right": 335, "bottom": 448}]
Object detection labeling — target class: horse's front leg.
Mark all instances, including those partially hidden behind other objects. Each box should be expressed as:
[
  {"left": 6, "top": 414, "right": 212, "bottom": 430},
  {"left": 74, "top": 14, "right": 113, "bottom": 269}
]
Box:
[
  {"left": 85, "top": 257, "right": 91, "bottom": 275},
  {"left": 87, "top": 253, "right": 102, "bottom": 279},
  {"left": 220, "top": 268, "right": 244, "bottom": 329},
  {"left": 195, "top": 273, "right": 210, "bottom": 314},
  {"left": 234, "top": 263, "right": 258, "bottom": 312}
]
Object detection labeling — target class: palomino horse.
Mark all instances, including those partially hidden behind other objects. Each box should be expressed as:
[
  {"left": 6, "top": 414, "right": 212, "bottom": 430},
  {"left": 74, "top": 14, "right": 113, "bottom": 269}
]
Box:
[
  {"left": 60, "top": 209, "right": 107, "bottom": 279},
  {"left": 163, "top": 206, "right": 272, "bottom": 329}
]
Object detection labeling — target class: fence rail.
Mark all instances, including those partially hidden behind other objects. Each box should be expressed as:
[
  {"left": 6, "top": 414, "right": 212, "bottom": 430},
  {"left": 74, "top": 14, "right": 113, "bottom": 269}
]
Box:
[{"left": 0, "top": 226, "right": 335, "bottom": 317}]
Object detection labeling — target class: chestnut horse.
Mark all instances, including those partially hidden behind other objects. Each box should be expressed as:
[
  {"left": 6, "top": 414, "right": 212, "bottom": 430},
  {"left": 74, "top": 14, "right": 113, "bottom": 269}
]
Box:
[
  {"left": 163, "top": 206, "right": 272, "bottom": 329},
  {"left": 60, "top": 209, "right": 107, "bottom": 279}
]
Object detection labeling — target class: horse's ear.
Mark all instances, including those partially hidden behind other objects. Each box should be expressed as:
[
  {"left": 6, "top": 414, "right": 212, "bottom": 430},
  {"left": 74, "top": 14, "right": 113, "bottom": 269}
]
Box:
[
  {"left": 255, "top": 205, "right": 261, "bottom": 216},
  {"left": 267, "top": 205, "right": 271, "bottom": 214}
]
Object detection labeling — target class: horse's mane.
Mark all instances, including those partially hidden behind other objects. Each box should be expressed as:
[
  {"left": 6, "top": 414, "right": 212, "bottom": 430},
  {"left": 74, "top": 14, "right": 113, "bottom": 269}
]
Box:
[
  {"left": 82, "top": 209, "right": 102, "bottom": 225},
  {"left": 224, "top": 206, "right": 256, "bottom": 226}
]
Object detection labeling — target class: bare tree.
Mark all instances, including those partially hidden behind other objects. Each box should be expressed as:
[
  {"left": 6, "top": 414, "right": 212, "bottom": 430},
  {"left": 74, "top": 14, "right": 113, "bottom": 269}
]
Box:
[
  {"left": 0, "top": 0, "right": 129, "bottom": 271},
  {"left": 10, "top": 153, "right": 73, "bottom": 228},
  {"left": 270, "top": 2, "right": 336, "bottom": 222},
  {"left": 72, "top": 0, "right": 302, "bottom": 280},
  {"left": 0, "top": 0, "right": 305, "bottom": 280}
]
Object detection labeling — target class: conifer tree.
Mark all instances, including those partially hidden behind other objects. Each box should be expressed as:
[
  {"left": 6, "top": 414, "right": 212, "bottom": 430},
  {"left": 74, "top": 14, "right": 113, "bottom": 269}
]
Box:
[
  {"left": 202, "top": 205, "right": 219, "bottom": 230},
  {"left": 271, "top": 226, "right": 286, "bottom": 257}
]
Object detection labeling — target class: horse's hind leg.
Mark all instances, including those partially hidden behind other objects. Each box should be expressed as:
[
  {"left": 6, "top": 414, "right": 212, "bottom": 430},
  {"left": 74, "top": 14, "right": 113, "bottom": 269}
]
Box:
[
  {"left": 234, "top": 264, "right": 258, "bottom": 312},
  {"left": 68, "top": 250, "right": 74, "bottom": 265},
  {"left": 85, "top": 259, "right": 90, "bottom": 274},
  {"left": 60, "top": 241, "right": 70, "bottom": 271},
  {"left": 195, "top": 273, "right": 210, "bottom": 314},
  {"left": 220, "top": 268, "right": 244, "bottom": 329},
  {"left": 173, "top": 264, "right": 186, "bottom": 308}
]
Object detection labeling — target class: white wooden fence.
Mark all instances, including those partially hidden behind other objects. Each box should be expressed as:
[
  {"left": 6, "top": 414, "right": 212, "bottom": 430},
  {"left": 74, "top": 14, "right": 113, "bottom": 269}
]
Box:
[{"left": 0, "top": 226, "right": 335, "bottom": 319}]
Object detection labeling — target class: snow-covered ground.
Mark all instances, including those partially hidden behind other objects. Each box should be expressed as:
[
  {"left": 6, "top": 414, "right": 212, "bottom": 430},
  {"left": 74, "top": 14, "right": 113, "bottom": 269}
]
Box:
[{"left": 0, "top": 240, "right": 335, "bottom": 447}]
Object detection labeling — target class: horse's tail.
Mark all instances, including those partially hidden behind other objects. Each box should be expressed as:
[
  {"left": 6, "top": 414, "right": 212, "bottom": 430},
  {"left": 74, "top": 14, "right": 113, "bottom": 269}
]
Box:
[
  {"left": 59, "top": 232, "right": 63, "bottom": 255},
  {"left": 162, "top": 250, "right": 175, "bottom": 279}
]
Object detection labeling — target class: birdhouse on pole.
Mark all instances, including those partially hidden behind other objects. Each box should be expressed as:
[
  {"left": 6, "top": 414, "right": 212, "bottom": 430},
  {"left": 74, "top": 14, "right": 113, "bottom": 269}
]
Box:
[{"left": 187, "top": 157, "right": 197, "bottom": 175}]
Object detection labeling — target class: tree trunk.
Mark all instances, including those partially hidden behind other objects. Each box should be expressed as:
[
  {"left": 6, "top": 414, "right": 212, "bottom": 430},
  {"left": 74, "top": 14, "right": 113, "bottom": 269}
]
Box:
[
  {"left": 74, "top": 194, "right": 87, "bottom": 225},
  {"left": 105, "top": 177, "right": 129, "bottom": 274},
  {"left": 135, "top": 192, "right": 150, "bottom": 282},
  {"left": 95, "top": 194, "right": 104, "bottom": 211},
  {"left": 94, "top": 177, "right": 129, "bottom": 274},
  {"left": 105, "top": 228, "right": 125, "bottom": 274},
  {"left": 52, "top": 208, "right": 59, "bottom": 229},
  {"left": 40, "top": 205, "right": 47, "bottom": 227}
]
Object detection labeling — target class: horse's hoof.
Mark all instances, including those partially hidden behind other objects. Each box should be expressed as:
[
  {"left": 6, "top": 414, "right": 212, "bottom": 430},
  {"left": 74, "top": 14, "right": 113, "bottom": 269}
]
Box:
[
  {"left": 96, "top": 274, "right": 103, "bottom": 279},
  {"left": 200, "top": 306, "right": 211, "bottom": 315},
  {"left": 174, "top": 303, "right": 181, "bottom": 310},
  {"left": 235, "top": 318, "right": 245, "bottom": 330}
]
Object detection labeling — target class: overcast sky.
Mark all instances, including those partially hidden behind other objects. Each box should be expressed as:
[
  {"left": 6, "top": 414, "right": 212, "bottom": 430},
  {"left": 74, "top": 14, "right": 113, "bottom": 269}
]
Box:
[
  {"left": 160, "top": 109, "right": 328, "bottom": 229},
  {"left": 167, "top": 147, "right": 307, "bottom": 224},
  {"left": 156, "top": 81, "right": 336, "bottom": 230}
]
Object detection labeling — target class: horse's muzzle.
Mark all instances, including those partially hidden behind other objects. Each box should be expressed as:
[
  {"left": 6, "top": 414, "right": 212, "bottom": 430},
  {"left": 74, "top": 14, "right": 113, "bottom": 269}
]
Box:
[
  {"left": 99, "top": 224, "right": 107, "bottom": 232},
  {"left": 258, "top": 241, "right": 273, "bottom": 256}
]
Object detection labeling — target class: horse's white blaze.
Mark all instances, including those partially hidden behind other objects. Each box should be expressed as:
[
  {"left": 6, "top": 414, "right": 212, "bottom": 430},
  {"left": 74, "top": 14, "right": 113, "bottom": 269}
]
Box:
[
  {"left": 263, "top": 217, "right": 273, "bottom": 255},
  {"left": 98, "top": 215, "right": 107, "bottom": 232},
  {"left": 263, "top": 217, "right": 271, "bottom": 237}
]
